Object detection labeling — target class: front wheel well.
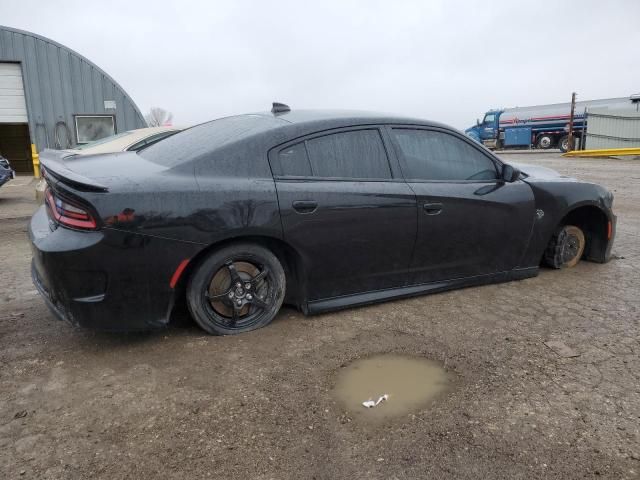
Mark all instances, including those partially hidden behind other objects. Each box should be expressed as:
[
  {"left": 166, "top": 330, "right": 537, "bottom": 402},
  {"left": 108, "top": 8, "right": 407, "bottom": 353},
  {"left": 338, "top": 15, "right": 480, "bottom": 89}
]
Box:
[{"left": 556, "top": 205, "right": 610, "bottom": 262}]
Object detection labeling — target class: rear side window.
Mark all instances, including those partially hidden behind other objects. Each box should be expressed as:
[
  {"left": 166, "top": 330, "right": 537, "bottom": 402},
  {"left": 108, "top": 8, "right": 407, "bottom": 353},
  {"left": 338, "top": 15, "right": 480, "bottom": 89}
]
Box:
[
  {"left": 277, "top": 142, "right": 312, "bottom": 176},
  {"left": 275, "top": 129, "right": 392, "bottom": 179},
  {"left": 306, "top": 130, "right": 391, "bottom": 179},
  {"left": 392, "top": 129, "right": 498, "bottom": 181}
]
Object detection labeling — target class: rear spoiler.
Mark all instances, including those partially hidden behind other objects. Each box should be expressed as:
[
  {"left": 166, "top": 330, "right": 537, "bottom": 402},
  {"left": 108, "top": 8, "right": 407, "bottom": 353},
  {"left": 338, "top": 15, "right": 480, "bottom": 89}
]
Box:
[{"left": 40, "top": 149, "right": 109, "bottom": 193}]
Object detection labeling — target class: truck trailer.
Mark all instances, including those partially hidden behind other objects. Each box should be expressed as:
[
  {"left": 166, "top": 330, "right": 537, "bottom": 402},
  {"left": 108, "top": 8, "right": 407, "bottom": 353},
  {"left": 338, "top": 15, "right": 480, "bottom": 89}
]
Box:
[{"left": 465, "top": 94, "right": 640, "bottom": 152}]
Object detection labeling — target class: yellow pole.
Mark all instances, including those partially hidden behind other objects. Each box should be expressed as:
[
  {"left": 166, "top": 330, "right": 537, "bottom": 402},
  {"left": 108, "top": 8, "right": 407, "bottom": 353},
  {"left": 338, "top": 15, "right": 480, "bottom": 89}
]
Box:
[
  {"left": 31, "top": 143, "right": 40, "bottom": 178},
  {"left": 563, "top": 147, "right": 640, "bottom": 157}
]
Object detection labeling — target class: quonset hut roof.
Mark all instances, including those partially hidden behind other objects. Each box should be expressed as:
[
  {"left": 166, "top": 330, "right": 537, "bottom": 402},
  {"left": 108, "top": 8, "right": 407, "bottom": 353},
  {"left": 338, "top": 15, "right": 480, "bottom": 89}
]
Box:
[{"left": 0, "top": 25, "right": 146, "bottom": 150}]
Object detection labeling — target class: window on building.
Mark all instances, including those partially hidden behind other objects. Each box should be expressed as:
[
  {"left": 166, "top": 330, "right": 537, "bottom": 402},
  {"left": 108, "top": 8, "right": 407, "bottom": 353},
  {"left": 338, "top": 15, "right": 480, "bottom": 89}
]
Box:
[{"left": 75, "top": 115, "right": 116, "bottom": 144}]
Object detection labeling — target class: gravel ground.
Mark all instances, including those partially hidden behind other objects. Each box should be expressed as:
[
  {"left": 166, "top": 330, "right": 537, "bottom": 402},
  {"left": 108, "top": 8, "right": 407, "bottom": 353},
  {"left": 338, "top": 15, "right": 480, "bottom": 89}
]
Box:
[{"left": 0, "top": 152, "right": 638, "bottom": 479}]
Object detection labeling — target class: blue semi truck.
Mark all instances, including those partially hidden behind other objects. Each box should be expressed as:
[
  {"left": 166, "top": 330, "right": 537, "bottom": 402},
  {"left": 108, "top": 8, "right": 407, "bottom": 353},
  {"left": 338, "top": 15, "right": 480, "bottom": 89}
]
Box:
[{"left": 465, "top": 95, "right": 639, "bottom": 152}]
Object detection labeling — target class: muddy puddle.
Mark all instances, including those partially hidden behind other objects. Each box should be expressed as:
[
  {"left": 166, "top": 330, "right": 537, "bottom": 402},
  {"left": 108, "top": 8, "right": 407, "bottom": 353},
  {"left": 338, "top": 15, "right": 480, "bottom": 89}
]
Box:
[{"left": 334, "top": 354, "right": 450, "bottom": 421}]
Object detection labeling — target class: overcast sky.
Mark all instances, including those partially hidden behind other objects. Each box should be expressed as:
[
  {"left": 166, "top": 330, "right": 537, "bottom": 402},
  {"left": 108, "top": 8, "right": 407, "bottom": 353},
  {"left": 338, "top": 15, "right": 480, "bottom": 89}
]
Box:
[{"left": 1, "top": 0, "right": 638, "bottom": 129}]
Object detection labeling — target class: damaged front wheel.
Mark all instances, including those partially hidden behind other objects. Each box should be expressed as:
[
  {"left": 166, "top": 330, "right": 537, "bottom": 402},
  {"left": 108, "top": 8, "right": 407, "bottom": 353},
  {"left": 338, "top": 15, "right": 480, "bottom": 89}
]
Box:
[{"left": 544, "top": 225, "right": 586, "bottom": 269}]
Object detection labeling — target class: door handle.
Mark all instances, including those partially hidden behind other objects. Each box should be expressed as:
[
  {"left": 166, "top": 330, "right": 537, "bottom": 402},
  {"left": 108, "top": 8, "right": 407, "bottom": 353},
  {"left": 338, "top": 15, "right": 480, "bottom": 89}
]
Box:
[
  {"left": 423, "top": 202, "right": 443, "bottom": 215},
  {"left": 292, "top": 200, "right": 318, "bottom": 214}
]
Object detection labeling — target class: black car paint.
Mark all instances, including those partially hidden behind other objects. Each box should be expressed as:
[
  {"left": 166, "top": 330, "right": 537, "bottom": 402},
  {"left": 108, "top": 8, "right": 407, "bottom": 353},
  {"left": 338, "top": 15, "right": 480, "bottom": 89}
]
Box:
[
  {"left": 383, "top": 127, "right": 538, "bottom": 283},
  {"left": 29, "top": 110, "right": 616, "bottom": 331}
]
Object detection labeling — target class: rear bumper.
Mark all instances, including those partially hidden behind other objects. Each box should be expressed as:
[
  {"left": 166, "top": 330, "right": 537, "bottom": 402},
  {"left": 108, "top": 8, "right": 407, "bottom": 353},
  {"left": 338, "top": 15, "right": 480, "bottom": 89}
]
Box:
[
  {"left": 31, "top": 260, "right": 71, "bottom": 324},
  {"left": 29, "top": 205, "right": 202, "bottom": 332}
]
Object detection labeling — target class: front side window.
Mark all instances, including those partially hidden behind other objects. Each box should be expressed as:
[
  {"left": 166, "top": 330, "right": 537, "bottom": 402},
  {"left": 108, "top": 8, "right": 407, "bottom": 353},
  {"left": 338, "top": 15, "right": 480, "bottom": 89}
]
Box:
[
  {"left": 483, "top": 114, "right": 496, "bottom": 124},
  {"left": 305, "top": 130, "right": 391, "bottom": 179},
  {"left": 392, "top": 129, "right": 498, "bottom": 181}
]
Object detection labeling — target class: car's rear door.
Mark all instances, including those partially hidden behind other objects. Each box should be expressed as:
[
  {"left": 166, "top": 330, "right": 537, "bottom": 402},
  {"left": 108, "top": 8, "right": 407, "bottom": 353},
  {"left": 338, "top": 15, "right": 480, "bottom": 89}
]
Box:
[
  {"left": 270, "top": 127, "right": 417, "bottom": 301},
  {"left": 387, "top": 126, "right": 535, "bottom": 285}
]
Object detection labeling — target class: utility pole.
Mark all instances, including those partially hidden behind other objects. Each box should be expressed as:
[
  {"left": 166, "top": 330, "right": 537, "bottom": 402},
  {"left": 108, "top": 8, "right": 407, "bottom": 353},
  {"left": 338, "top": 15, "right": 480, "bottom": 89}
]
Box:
[{"left": 568, "top": 92, "right": 576, "bottom": 151}]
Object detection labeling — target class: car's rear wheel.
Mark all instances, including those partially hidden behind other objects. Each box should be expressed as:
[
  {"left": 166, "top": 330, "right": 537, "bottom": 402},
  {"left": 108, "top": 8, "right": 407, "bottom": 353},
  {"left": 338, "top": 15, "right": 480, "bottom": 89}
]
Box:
[
  {"left": 187, "top": 243, "right": 285, "bottom": 335},
  {"left": 544, "top": 225, "right": 586, "bottom": 269}
]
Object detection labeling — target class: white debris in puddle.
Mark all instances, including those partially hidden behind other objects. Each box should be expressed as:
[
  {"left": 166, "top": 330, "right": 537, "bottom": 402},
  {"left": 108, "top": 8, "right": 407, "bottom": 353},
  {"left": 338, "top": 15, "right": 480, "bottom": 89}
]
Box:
[{"left": 362, "top": 394, "right": 389, "bottom": 408}]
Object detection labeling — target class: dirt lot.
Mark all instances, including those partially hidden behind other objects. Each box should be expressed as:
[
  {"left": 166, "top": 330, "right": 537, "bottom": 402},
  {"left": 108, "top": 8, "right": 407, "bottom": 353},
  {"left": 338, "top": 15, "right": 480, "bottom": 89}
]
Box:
[{"left": 1, "top": 152, "right": 638, "bottom": 479}]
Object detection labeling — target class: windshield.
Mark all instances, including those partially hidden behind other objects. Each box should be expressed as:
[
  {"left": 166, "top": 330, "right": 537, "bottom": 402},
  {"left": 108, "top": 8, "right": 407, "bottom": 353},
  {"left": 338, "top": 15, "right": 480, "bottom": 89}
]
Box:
[{"left": 75, "top": 131, "right": 134, "bottom": 150}]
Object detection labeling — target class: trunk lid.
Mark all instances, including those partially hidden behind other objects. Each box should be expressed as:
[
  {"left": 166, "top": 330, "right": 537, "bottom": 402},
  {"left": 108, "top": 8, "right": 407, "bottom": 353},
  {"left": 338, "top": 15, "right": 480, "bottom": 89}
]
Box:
[{"left": 40, "top": 149, "right": 166, "bottom": 193}]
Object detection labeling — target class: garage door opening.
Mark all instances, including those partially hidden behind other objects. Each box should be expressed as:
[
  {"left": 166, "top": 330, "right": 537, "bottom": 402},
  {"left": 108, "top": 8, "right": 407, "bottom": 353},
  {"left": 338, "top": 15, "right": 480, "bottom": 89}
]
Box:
[
  {"left": 0, "top": 123, "right": 31, "bottom": 174},
  {"left": 0, "top": 62, "right": 32, "bottom": 174}
]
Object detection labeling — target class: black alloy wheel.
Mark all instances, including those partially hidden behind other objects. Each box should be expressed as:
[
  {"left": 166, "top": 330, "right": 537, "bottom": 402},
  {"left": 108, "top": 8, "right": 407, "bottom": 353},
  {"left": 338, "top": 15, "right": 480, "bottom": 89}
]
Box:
[{"left": 187, "top": 244, "right": 285, "bottom": 335}]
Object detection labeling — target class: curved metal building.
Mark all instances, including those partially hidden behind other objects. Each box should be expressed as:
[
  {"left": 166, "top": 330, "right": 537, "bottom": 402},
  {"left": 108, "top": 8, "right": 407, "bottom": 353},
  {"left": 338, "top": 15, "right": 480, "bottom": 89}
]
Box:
[{"left": 0, "top": 25, "right": 146, "bottom": 173}]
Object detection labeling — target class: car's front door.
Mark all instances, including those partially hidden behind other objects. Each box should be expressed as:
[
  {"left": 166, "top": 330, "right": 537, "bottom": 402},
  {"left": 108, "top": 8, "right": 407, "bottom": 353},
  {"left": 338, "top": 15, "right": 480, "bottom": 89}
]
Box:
[
  {"left": 388, "top": 126, "right": 535, "bottom": 285},
  {"left": 270, "top": 127, "right": 417, "bottom": 301}
]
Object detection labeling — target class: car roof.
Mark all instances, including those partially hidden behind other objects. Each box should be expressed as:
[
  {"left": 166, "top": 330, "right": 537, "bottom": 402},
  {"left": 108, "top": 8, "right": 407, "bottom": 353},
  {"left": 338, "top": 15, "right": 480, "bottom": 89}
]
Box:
[
  {"left": 139, "top": 109, "right": 459, "bottom": 168},
  {"left": 250, "top": 109, "right": 450, "bottom": 130}
]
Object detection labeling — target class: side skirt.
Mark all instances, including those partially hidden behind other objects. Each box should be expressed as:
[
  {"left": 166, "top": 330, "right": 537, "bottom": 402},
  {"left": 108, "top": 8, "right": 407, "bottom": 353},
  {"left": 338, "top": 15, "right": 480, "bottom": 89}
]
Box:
[{"left": 304, "top": 267, "right": 539, "bottom": 315}]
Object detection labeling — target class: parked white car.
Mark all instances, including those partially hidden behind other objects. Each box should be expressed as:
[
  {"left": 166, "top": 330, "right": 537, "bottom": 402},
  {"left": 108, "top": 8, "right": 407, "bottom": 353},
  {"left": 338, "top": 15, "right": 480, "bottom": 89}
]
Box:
[
  {"left": 35, "top": 127, "right": 181, "bottom": 200},
  {"left": 68, "top": 126, "right": 181, "bottom": 155}
]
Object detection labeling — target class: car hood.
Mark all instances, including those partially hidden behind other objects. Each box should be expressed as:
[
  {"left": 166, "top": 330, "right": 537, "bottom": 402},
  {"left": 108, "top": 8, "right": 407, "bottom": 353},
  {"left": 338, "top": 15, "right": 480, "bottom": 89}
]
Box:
[{"left": 508, "top": 162, "right": 576, "bottom": 182}]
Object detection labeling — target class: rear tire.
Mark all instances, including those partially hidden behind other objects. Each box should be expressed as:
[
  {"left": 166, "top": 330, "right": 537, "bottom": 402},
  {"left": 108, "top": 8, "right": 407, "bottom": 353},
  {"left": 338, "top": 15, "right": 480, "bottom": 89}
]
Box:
[
  {"left": 536, "top": 134, "right": 553, "bottom": 150},
  {"left": 558, "top": 135, "right": 570, "bottom": 153},
  {"left": 187, "top": 243, "right": 285, "bottom": 335},
  {"left": 544, "top": 225, "right": 586, "bottom": 269}
]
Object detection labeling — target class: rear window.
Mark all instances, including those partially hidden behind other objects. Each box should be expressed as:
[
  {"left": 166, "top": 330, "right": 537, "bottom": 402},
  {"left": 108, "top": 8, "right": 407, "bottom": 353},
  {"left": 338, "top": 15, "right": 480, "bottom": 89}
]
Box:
[{"left": 140, "top": 115, "right": 283, "bottom": 167}]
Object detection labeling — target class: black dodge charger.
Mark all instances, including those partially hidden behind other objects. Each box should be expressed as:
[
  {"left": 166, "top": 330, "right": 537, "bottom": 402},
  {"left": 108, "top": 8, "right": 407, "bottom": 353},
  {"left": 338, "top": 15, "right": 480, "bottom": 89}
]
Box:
[{"left": 30, "top": 105, "right": 616, "bottom": 335}]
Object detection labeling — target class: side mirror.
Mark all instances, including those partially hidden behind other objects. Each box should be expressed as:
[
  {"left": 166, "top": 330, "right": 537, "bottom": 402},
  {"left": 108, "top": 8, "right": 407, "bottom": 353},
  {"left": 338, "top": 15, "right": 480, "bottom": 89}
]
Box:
[
  {"left": 501, "top": 164, "right": 520, "bottom": 183},
  {"left": 476, "top": 118, "right": 481, "bottom": 126}
]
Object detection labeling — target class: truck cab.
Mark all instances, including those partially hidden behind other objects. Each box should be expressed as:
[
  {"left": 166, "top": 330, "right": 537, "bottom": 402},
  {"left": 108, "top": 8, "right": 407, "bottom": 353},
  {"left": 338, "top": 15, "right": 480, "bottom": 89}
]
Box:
[{"left": 465, "top": 110, "right": 502, "bottom": 148}]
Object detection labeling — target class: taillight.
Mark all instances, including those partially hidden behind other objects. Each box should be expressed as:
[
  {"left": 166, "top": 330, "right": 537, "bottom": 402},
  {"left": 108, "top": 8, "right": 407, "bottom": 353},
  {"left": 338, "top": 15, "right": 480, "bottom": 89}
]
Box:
[{"left": 45, "top": 187, "right": 97, "bottom": 230}]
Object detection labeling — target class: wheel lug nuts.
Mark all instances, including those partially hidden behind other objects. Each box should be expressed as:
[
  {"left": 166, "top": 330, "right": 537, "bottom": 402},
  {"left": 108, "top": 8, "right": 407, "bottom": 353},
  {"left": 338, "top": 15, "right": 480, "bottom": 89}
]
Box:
[
  {"left": 236, "top": 299, "right": 242, "bottom": 306},
  {"left": 245, "top": 283, "right": 251, "bottom": 289},
  {"left": 246, "top": 294, "right": 253, "bottom": 300},
  {"left": 236, "top": 282, "right": 242, "bottom": 288},
  {"left": 228, "top": 292, "right": 234, "bottom": 298}
]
